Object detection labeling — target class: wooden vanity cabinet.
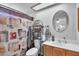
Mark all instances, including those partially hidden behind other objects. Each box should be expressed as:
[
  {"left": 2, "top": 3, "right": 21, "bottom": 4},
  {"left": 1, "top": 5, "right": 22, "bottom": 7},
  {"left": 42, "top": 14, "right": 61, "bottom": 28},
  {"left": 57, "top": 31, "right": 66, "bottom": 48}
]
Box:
[
  {"left": 43, "top": 45, "right": 79, "bottom": 56},
  {"left": 43, "top": 45, "right": 53, "bottom": 56},
  {"left": 66, "top": 50, "right": 79, "bottom": 56},
  {"left": 53, "top": 47, "right": 65, "bottom": 56},
  {"left": 43, "top": 45, "right": 65, "bottom": 56}
]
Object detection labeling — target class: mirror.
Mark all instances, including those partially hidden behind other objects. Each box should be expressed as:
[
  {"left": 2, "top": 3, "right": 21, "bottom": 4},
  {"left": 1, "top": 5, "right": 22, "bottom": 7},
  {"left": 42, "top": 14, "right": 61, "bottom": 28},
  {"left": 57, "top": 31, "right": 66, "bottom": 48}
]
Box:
[{"left": 53, "top": 10, "right": 69, "bottom": 32}]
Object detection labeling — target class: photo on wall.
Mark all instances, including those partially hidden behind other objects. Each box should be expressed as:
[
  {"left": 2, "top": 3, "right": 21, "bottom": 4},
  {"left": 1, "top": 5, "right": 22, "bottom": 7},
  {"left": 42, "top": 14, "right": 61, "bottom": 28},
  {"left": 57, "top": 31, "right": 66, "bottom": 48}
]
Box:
[
  {"left": 0, "top": 44, "right": 6, "bottom": 55},
  {"left": 0, "top": 31, "right": 8, "bottom": 42},
  {"left": 10, "top": 32, "right": 17, "bottom": 40},
  {"left": 7, "top": 17, "right": 14, "bottom": 28},
  {"left": 21, "top": 40, "right": 27, "bottom": 49},
  {"left": 8, "top": 41, "right": 20, "bottom": 52},
  {"left": 8, "top": 17, "right": 20, "bottom": 28},
  {"left": 18, "top": 29, "right": 23, "bottom": 40},
  {"left": 0, "top": 15, "right": 7, "bottom": 25},
  {"left": 22, "top": 30, "right": 26, "bottom": 38}
]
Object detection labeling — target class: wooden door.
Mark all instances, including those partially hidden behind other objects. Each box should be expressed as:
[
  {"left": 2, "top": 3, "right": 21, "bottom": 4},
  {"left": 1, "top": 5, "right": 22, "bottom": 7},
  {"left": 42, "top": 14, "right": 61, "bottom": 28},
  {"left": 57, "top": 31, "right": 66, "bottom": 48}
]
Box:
[
  {"left": 53, "top": 47, "right": 65, "bottom": 56},
  {"left": 66, "top": 50, "right": 79, "bottom": 56},
  {"left": 43, "top": 45, "right": 53, "bottom": 56}
]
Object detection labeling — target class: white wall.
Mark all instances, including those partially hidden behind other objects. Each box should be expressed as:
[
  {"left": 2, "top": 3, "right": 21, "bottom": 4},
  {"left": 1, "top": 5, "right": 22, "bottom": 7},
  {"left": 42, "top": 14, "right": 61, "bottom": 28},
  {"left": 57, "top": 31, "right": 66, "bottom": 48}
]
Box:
[
  {"left": 77, "top": 4, "right": 79, "bottom": 44},
  {"left": 35, "top": 3, "right": 77, "bottom": 44}
]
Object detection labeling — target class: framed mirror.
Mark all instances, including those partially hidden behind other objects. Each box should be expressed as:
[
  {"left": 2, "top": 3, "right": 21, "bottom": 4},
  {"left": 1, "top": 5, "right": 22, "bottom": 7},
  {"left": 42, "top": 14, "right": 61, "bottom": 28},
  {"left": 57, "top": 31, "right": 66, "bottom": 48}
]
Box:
[{"left": 53, "top": 10, "right": 69, "bottom": 32}]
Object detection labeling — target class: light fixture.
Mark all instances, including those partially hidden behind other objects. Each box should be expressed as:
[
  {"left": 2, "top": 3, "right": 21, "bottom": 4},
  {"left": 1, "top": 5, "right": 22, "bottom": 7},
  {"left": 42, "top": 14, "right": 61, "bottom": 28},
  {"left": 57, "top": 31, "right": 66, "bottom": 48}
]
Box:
[{"left": 32, "top": 3, "right": 56, "bottom": 11}]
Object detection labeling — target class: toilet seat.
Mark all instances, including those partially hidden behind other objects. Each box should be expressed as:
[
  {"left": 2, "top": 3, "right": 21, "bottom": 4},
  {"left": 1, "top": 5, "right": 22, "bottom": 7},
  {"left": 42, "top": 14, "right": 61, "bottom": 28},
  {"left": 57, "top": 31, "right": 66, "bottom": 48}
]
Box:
[{"left": 26, "top": 48, "right": 38, "bottom": 56}]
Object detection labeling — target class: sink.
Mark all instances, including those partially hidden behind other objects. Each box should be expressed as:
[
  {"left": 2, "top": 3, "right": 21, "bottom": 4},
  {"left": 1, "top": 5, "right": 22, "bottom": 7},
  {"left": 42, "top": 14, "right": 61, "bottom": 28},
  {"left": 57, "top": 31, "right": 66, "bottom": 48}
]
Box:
[{"left": 43, "top": 40, "right": 79, "bottom": 52}]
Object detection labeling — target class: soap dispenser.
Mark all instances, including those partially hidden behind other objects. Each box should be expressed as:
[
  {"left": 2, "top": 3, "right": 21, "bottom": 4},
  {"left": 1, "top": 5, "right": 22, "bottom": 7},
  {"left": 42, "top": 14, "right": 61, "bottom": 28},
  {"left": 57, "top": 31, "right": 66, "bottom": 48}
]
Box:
[
  {"left": 45, "top": 25, "right": 51, "bottom": 41},
  {"left": 52, "top": 36, "right": 54, "bottom": 41}
]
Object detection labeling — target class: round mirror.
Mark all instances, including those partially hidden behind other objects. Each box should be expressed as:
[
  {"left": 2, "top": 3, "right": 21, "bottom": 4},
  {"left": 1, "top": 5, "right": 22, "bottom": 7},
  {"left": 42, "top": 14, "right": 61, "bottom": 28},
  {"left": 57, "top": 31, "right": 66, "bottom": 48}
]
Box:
[{"left": 53, "top": 10, "right": 69, "bottom": 32}]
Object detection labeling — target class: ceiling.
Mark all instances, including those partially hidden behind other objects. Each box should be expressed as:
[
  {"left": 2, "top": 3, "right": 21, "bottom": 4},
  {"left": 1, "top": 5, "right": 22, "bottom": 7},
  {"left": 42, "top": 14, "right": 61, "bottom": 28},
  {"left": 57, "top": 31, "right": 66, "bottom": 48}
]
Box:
[
  {"left": 1, "top": 3, "right": 38, "bottom": 17},
  {"left": 0, "top": 3, "right": 59, "bottom": 17}
]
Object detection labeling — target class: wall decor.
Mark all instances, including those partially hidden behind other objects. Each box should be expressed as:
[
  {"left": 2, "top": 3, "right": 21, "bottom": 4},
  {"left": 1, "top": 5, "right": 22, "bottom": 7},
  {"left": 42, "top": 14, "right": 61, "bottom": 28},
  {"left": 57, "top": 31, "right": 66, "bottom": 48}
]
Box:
[
  {"left": 0, "top": 31, "right": 8, "bottom": 42},
  {"left": 8, "top": 17, "right": 20, "bottom": 28},
  {"left": 21, "top": 40, "right": 27, "bottom": 49},
  {"left": 22, "top": 30, "right": 26, "bottom": 38},
  {"left": 8, "top": 17, "right": 14, "bottom": 28},
  {"left": 8, "top": 41, "right": 19, "bottom": 52},
  {"left": 0, "top": 44, "right": 5, "bottom": 55},
  {"left": 18, "top": 29, "right": 23, "bottom": 40},
  {"left": 10, "top": 32, "right": 17, "bottom": 40},
  {"left": 14, "top": 18, "right": 21, "bottom": 27},
  {"left": 0, "top": 15, "right": 7, "bottom": 25}
]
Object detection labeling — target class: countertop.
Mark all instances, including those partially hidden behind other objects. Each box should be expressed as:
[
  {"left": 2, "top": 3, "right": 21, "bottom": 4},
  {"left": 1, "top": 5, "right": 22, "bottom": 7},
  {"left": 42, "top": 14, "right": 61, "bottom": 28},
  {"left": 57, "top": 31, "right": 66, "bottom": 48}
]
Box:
[{"left": 42, "top": 41, "right": 79, "bottom": 52}]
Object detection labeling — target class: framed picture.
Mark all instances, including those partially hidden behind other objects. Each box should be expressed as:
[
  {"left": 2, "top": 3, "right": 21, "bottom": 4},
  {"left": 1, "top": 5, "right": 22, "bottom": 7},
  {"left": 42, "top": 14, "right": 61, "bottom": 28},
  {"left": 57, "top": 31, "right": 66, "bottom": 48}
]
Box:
[
  {"left": 8, "top": 17, "right": 14, "bottom": 28},
  {"left": 8, "top": 17, "right": 21, "bottom": 28},
  {"left": 0, "top": 15, "right": 7, "bottom": 25},
  {"left": 18, "top": 29, "right": 23, "bottom": 40},
  {"left": 21, "top": 40, "right": 27, "bottom": 49},
  {"left": 0, "top": 44, "right": 5, "bottom": 55},
  {"left": 22, "top": 30, "right": 26, "bottom": 38},
  {"left": 8, "top": 41, "right": 20, "bottom": 52},
  {"left": 0, "top": 31, "right": 8, "bottom": 42},
  {"left": 10, "top": 32, "right": 17, "bottom": 40}
]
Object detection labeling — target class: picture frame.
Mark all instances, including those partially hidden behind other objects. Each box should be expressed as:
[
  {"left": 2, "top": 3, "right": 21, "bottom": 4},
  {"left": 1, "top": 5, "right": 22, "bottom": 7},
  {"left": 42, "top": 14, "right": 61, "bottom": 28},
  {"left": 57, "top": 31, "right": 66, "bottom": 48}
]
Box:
[
  {"left": 10, "top": 32, "right": 17, "bottom": 40},
  {"left": 22, "top": 30, "right": 26, "bottom": 38},
  {"left": 8, "top": 41, "right": 19, "bottom": 52},
  {"left": 8, "top": 17, "right": 21, "bottom": 28},
  {"left": 18, "top": 29, "right": 23, "bottom": 40},
  {"left": 0, "top": 31, "right": 8, "bottom": 42},
  {"left": 0, "top": 44, "right": 6, "bottom": 55},
  {"left": 0, "top": 15, "right": 7, "bottom": 25}
]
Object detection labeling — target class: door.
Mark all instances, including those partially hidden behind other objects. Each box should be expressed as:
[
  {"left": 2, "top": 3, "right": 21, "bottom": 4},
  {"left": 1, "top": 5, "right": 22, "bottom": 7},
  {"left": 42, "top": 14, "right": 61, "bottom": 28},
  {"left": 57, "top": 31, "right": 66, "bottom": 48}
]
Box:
[
  {"left": 43, "top": 45, "right": 53, "bottom": 56},
  {"left": 53, "top": 47, "right": 65, "bottom": 56}
]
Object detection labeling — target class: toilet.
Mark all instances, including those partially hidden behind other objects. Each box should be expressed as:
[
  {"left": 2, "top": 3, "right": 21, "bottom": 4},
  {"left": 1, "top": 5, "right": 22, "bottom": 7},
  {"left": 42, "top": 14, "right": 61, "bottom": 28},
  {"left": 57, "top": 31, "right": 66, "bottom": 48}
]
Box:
[{"left": 26, "top": 39, "right": 40, "bottom": 56}]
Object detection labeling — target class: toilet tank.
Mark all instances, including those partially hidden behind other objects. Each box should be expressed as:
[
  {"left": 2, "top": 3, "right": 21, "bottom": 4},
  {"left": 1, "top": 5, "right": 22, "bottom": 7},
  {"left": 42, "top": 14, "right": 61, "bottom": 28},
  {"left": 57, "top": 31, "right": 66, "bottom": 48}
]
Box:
[{"left": 34, "top": 39, "right": 40, "bottom": 49}]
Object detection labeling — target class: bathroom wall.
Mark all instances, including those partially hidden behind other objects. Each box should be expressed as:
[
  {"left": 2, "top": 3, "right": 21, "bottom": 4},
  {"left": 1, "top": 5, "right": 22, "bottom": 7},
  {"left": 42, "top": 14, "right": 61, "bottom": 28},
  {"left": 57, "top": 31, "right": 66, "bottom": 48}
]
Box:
[
  {"left": 77, "top": 4, "right": 79, "bottom": 44},
  {"left": 34, "top": 3, "right": 77, "bottom": 44},
  {"left": 0, "top": 12, "right": 32, "bottom": 55}
]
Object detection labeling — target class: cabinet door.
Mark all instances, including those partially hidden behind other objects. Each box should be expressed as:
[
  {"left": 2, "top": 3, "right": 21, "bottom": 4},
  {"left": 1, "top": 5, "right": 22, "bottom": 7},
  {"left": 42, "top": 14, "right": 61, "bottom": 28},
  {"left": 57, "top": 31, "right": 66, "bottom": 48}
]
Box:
[
  {"left": 66, "top": 50, "right": 79, "bottom": 56},
  {"left": 43, "top": 45, "right": 53, "bottom": 56},
  {"left": 53, "top": 47, "right": 65, "bottom": 56}
]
